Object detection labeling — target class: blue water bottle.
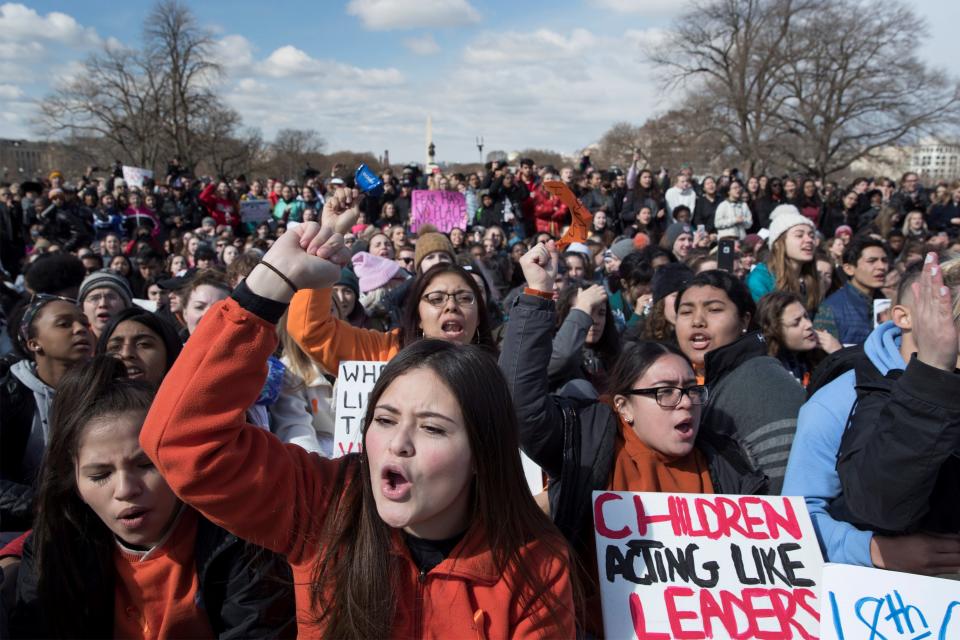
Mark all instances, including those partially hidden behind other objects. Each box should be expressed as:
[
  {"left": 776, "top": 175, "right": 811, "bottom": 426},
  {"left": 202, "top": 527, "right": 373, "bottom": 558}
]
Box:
[{"left": 355, "top": 164, "right": 384, "bottom": 198}]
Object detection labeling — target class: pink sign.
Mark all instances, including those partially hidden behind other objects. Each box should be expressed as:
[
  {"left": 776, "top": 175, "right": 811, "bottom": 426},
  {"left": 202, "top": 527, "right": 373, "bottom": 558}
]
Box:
[{"left": 410, "top": 190, "right": 467, "bottom": 233}]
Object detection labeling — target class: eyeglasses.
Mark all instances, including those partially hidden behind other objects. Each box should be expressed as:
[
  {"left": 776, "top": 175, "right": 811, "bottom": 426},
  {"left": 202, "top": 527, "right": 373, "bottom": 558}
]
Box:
[
  {"left": 85, "top": 291, "right": 121, "bottom": 305},
  {"left": 421, "top": 290, "right": 476, "bottom": 308},
  {"left": 622, "top": 385, "right": 708, "bottom": 408}
]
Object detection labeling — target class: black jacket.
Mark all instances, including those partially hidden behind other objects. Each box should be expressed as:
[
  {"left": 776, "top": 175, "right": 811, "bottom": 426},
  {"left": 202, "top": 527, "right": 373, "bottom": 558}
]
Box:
[
  {"left": 499, "top": 294, "right": 767, "bottom": 545},
  {"left": 11, "top": 514, "right": 296, "bottom": 638},
  {"left": 835, "top": 355, "right": 960, "bottom": 535},
  {"left": 692, "top": 194, "right": 721, "bottom": 233},
  {"left": 0, "top": 359, "right": 38, "bottom": 532}
]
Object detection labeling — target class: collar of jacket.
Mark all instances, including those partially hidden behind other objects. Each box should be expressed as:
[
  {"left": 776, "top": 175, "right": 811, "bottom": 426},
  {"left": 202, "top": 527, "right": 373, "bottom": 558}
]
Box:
[
  {"left": 704, "top": 330, "right": 768, "bottom": 386},
  {"left": 388, "top": 523, "right": 501, "bottom": 585}
]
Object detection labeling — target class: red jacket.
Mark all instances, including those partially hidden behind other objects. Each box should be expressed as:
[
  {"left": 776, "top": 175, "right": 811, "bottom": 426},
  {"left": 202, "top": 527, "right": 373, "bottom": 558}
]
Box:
[
  {"left": 531, "top": 189, "right": 570, "bottom": 235},
  {"left": 140, "top": 297, "right": 575, "bottom": 639},
  {"left": 198, "top": 183, "right": 240, "bottom": 229}
]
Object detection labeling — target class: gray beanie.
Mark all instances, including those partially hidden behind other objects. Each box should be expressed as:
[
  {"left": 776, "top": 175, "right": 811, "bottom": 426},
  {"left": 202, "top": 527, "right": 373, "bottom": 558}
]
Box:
[
  {"left": 664, "top": 222, "right": 693, "bottom": 250},
  {"left": 610, "top": 238, "right": 635, "bottom": 261},
  {"left": 78, "top": 270, "right": 133, "bottom": 307}
]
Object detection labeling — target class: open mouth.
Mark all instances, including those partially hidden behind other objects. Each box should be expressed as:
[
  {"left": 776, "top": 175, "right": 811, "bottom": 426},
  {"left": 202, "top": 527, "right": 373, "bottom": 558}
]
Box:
[
  {"left": 440, "top": 320, "right": 465, "bottom": 340},
  {"left": 674, "top": 419, "right": 696, "bottom": 439},
  {"left": 117, "top": 507, "right": 150, "bottom": 530},
  {"left": 381, "top": 464, "right": 412, "bottom": 501},
  {"left": 96, "top": 312, "right": 112, "bottom": 324},
  {"left": 125, "top": 365, "right": 144, "bottom": 379},
  {"left": 688, "top": 333, "right": 711, "bottom": 350}
]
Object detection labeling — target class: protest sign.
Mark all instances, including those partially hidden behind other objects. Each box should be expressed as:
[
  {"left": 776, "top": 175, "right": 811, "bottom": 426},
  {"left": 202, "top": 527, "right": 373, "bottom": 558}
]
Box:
[
  {"left": 332, "top": 360, "right": 543, "bottom": 494},
  {"left": 333, "top": 361, "right": 387, "bottom": 457},
  {"left": 121, "top": 166, "right": 153, "bottom": 189},
  {"left": 593, "top": 491, "right": 822, "bottom": 639},
  {"left": 240, "top": 199, "right": 272, "bottom": 224},
  {"left": 820, "top": 563, "right": 960, "bottom": 640},
  {"left": 410, "top": 190, "right": 467, "bottom": 233}
]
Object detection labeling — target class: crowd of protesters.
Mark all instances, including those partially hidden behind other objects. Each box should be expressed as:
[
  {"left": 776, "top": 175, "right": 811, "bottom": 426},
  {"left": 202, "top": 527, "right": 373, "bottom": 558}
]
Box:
[{"left": 0, "top": 151, "right": 958, "bottom": 637}]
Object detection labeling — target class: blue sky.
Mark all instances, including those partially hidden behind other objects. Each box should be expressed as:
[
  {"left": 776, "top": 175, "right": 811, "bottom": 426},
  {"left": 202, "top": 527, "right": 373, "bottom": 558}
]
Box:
[{"left": 2, "top": 0, "right": 958, "bottom": 164}]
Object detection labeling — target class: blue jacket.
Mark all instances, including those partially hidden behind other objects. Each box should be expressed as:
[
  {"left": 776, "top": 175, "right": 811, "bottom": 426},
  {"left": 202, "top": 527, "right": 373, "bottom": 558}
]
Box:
[
  {"left": 745, "top": 263, "right": 775, "bottom": 302},
  {"left": 819, "top": 283, "right": 874, "bottom": 345},
  {"left": 781, "top": 321, "right": 905, "bottom": 565}
]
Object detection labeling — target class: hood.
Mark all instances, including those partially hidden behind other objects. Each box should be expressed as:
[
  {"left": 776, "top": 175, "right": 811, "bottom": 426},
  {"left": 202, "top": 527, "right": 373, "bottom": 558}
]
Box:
[
  {"left": 11, "top": 359, "right": 54, "bottom": 397},
  {"left": 862, "top": 320, "right": 906, "bottom": 375},
  {"left": 704, "top": 331, "right": 768, "bottom": 385}
]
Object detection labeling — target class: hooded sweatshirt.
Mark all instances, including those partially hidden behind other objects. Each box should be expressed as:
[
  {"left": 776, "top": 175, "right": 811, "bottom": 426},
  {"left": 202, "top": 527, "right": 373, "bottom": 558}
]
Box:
[
  {"left": 781, "top": 321, "right": 904, "bottom": 566},
  {"left": 10, "top": 360, "right": 56, "bottom": 482}
]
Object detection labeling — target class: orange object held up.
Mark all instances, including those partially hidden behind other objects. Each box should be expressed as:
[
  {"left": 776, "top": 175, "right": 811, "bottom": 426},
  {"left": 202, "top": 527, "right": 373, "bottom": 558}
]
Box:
[{"left": 542, "top": 181, "right": 592, "bottom": 252}]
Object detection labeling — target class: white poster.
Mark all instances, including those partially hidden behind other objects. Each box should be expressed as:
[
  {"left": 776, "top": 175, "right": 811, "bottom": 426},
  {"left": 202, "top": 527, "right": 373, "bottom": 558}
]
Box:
[
  {"left": 121, "top": 165, "right": 153, "bottom": 189},
  {"left": 593, "top": 491, "right": 823, "bottom": 639}
]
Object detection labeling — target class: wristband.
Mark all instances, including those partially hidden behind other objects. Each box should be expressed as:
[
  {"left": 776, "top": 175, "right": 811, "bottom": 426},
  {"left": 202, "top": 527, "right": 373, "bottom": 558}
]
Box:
[
  {"left": 524, "top": 287, "right": 554, "bottom": 300},
  {"left": 258, "top": 260, "right": 298, "bottom": 294}
]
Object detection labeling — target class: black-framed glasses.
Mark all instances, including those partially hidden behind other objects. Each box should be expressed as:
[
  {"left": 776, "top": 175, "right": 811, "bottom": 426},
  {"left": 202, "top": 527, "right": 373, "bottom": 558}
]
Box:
[
  {"left": 622, "top": 385, "right": 708, "bottom": 408},
  {"left": 421, "top": 290, "right": 476, "bottom": 308}
]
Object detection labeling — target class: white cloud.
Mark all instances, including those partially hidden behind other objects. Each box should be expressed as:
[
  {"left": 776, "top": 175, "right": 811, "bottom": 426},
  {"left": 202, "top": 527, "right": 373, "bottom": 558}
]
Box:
[
  {"left": 463, "top": 28, "right": 598, "bottom": 64},
  {"left": 404, "top": 34, "right": 440, "bottom": 55},
  {"left": 587, "top": 0, "right": 691, "bottom": 15},
  {"left": 259, "top": 45, "right": 404, "bottom": 85},
  {"left": 346, "top": 0, "right": 480, "bottom": 30},
  {"left": 211, "top": 34, "right": 255, "bottom": 70},
  {"left": 0, "top": 83, "right": 24, "bottom": 99},
  {"left": 0, "top": 3, "right": 101, "bottom": 47}
]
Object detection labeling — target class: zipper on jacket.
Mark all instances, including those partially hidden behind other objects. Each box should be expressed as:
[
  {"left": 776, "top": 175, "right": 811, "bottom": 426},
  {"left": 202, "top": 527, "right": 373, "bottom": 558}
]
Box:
[{"left": 414, "top": 569, "right": 427, "bottom": 638}]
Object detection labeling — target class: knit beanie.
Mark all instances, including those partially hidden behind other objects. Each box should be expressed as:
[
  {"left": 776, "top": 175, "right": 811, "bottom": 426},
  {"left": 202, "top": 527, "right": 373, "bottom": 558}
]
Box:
[
  {"left": 566, "top": 242, "right": 592, "bottom": 259},
  {"left": 414, "top": 232, "right": 455, "bottom": 271},
  {"left": 767, "top": 205, "right": 815, "bottom": 247},
  {"left": 352, "top": 251, "right": 402, "bottom": 293},
  {"left": 664, "top": 222, "right": 693, "bottom": 249},
  {"left": 610, "top": 238, "right": 635, "bottom": 261},
  {"left": 652, "top": 263, "right": 694, "bottom": 305},
  {"left": 78, "top": 270, "right": 133, "bottom": 307},
  {"left": 335, "top": 267, "right": 360, "bottom": 298},
  {"left": 632, "top": 233, "right": 650, "bottom": 250}
]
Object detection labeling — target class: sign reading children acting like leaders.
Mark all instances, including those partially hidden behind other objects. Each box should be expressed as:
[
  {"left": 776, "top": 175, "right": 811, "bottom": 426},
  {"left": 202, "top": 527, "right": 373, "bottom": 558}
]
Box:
[
  {"left": 593, "top": 491, "right": 822, "bottom": 639},
  {"left": 333, "top": 360, "right": 544, "bottom": 494},
  {"left": 409, "top": 190, "right": 467, "bottom": 233}
]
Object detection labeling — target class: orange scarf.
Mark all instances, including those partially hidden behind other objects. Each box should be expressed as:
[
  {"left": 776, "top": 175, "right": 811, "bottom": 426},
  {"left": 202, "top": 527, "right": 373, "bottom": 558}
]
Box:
[{"left": 609, "top": 415, "right": 714, "bottom": 494}]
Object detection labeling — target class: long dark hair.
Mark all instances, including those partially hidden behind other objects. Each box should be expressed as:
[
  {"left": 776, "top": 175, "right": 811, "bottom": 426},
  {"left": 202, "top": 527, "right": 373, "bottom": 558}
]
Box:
[
  {"left": 399, "top": 263, "right": 494, "bottom": 349},
  {"left": 32, "top": 356, "right": 157, "bottom": 637},
  {"left": 555, "top": 281, "right": 620, "bottom": 384},
  {"left": 757, "top": 291, "right": 808, "bottom": 358},
  {"left": 309, "top": 340, "right": 573, "bottom": 636}
]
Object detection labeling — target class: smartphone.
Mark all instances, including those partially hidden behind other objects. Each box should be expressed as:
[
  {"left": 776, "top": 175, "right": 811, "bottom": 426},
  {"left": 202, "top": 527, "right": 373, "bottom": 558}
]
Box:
[{"left": 717, "top": 238, "right": 736, "bottom": 272}]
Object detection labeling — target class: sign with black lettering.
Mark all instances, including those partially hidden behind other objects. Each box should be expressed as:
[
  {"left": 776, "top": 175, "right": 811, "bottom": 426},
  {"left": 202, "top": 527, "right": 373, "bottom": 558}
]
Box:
[
  {"left": 593, "top": 491, "right": 822, "bottom": 639},
  {"left": 333, "top": 361, "right": 388, "bottom": 457}
]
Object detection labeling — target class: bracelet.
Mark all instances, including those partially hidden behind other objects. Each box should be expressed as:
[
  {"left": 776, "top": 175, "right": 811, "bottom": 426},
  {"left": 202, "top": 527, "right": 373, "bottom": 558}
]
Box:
[
  {"left": 523, "top": 287, "right": 554, "bottom": 300},
  {"left": 258, "top": 260, "right": 298, "bottom": 294}
]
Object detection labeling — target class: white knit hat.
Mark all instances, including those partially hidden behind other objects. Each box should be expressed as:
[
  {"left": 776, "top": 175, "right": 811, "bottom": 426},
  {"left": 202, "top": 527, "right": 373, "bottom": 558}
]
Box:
[{"left": 767, "top": 205, "right": 815, "bottom": 247}]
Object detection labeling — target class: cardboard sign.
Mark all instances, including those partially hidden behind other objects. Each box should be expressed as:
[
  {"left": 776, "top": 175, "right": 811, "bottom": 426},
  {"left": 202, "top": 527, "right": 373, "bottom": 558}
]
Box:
[
  {"left": 333, "top": 360, "right": 387, "bottom": 457},
  {"left": 820, "top": 563, "right": 960, "bottom": 640},
  {"left": 410, "top": 190, "right": 467, "bottom": 233},
  {"left": 121, "top": 166, "right": 153, "bottom": 189},
  {"left": 240, "top": 199, "right": 272, "bottom": 224},
  {"left": 543, "top": 180, "right": 592, "bottom": 251},
  {"left": 593, "top": 491, "right": 822, "bottom": 639},
  {"left": 332, "top": 360, "right": 543, "bottom": 494}
]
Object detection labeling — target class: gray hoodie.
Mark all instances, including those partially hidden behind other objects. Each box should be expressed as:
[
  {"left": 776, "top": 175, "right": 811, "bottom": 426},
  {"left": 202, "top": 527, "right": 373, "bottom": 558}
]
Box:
[{"left": 11, "top": 359, "right": 55, "bottom": 481}]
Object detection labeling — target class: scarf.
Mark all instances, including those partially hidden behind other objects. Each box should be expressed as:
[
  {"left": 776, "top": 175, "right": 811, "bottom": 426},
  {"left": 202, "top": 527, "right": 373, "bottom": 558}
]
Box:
[{"left": 609, "top": 414, "right": 714, "bottom": 494}]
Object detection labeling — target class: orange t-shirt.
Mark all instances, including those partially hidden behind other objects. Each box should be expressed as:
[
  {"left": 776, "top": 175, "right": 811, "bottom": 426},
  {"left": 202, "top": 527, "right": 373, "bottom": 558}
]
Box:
[{"left": 113, "top": 507, "right": 214, "bottom": 639}]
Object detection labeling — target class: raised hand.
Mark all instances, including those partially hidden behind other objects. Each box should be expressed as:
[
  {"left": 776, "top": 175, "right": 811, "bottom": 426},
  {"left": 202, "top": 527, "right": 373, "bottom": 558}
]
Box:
[
  {"left": 519, "top": 242, "right": 557, "bottom": 293},
  {"left": 247, "top": 221, "right": 350, "bottom": 303},
  {"left": 321, "top": 186, "right": 361, "bottom": 234},
  {"left": 574, "top": 284, "right": 608, "bottom": 315},
  {"left": 912, "top": 252, "right": 959, "bottom": 372}
]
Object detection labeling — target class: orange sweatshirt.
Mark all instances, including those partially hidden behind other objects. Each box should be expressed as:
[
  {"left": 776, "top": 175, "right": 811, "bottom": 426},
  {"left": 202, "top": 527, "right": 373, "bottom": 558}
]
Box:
[
  {"left": 113, "top": 508, "right": 214, "bottom": 639},
  {"left": 141, "top": 297, "right": 575, "bottom": 638},
  {"left": 287, "top": 287, "right": 400, "bottom": 374}
]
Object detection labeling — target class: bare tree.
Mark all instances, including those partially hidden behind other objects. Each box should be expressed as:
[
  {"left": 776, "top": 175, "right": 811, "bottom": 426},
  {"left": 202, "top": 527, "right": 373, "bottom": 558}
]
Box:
[
  {"left": 35, "top": 45, "right": 166, "bottom": 168},
  {"left": 270, "top": 129, "right": 326, "bottom": 179},
  {"left": 774, "top": 0, "right": 960, "bottom": 178}
]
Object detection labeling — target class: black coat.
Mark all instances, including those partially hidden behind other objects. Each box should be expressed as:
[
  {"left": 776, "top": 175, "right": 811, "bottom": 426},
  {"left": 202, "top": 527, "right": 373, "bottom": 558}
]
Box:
[
  {"left": 499, "top": 294, "right": 767, "bottom": 546},
  {"left": 835, "top": 355, "right": 960, "bottom": 535},
  {"left": 0, "top": 359, "right": 38, "bottom": 532},
  {"left": 10, "top": 514, "right": 297, "bottom": 638}
]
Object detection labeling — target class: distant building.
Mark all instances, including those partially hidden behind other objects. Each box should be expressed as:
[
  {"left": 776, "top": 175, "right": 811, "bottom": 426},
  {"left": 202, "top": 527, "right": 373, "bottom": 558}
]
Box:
[
  {"left": 908, "top": 138, "right": 960, "bottom": 182},
  {"left": 0, "top": 139, "right": 54, "bottom": 181}
]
